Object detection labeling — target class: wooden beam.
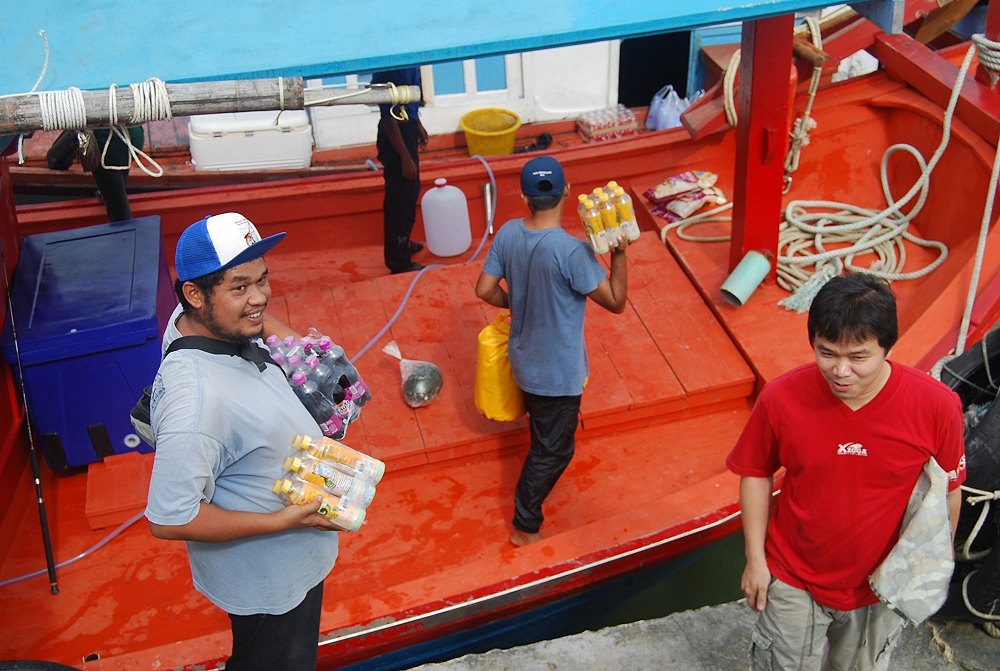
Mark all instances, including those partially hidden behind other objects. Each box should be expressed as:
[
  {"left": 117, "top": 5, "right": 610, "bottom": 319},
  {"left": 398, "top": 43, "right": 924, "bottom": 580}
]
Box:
[
  {"left": 0, "top": 80, "right": 422, "bottom": 135},
  {"left": 729, "top": 14, "right": 796, "bottom": 274},
  {"left": 914, "top": 0, "right": 980, "bottom": 45},
  {"left": 873, "top": 32, "right": 1000, "bottom": 145}
]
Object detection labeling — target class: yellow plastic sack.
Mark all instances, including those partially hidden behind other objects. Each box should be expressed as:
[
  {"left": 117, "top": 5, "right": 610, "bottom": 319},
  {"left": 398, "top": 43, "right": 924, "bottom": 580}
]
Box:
[{"left": 474, "top": 312, "right": 525, "bottom": 421}]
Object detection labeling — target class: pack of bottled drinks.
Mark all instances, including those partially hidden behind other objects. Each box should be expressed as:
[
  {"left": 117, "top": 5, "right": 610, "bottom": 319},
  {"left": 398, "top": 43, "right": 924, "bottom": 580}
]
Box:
[
  {"left": 576, "top": 105, "right": 638, "bottom": 143},
  {"left": 576, "top": 180, "right": 642, "bottom": 254},
  {"left": 265, "top": 327, "right": 371, "bottom": 441},
  {"left": 273, "top": 433, "right": 385, "bottom": 532}
]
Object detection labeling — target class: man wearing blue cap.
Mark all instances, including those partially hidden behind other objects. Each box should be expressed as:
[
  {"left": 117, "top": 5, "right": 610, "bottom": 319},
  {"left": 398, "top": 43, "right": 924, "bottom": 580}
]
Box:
[
  {"left": 475, "top": 156, "right": 630, "bottom": 546},
  {"left": 145, "top": 212, "right": 339, "bottom": 671}
]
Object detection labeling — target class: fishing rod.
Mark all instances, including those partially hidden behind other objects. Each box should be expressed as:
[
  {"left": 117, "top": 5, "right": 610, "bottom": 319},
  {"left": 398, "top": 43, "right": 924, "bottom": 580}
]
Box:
[{"left": 1, "top": 250, "right": 59, "bottom": 595}]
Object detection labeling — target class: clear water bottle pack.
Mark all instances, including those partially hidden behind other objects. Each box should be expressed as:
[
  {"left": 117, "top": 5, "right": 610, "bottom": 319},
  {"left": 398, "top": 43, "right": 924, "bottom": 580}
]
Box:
[{"left": 265, "top": 328, "right": 371, "bottom": 440}]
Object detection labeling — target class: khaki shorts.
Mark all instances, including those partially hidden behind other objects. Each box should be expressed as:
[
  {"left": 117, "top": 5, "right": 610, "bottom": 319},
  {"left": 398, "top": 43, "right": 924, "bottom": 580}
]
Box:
[{"left": 750, "top": 578, "right": 905, "bottom": 671}]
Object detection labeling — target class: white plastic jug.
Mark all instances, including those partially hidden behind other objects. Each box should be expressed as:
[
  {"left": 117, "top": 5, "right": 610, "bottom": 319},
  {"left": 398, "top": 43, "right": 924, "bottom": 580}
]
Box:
[{"left": 421, "top": 178, "right": 472, "bottom": 257}]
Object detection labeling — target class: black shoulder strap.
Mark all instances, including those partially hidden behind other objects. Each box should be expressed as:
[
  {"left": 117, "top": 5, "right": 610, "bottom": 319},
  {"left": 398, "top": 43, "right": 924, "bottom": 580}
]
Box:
[{"left": 165, "top": 335, "right": 276, "bottom": 372}]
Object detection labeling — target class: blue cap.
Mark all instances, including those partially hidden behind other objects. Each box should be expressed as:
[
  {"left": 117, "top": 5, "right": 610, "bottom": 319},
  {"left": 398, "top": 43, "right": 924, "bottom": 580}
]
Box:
[
  {"left": 520, "top": 156, "right": 566, "bottom": 197},
  {"left": 175, "top": 212, "right": 285, "bottom": 281}
]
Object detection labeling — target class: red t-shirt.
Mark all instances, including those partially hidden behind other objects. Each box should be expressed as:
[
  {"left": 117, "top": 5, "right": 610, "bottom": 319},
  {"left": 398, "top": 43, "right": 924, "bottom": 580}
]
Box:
[{"left": 726, "top": 361, "right": 966, "bottom": 610}]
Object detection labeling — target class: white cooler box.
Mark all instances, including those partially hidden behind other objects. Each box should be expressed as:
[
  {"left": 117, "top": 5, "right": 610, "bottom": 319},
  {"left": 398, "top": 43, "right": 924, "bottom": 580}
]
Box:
[{"left": 188, "top": 110, "right": 313, "bottom": 171}]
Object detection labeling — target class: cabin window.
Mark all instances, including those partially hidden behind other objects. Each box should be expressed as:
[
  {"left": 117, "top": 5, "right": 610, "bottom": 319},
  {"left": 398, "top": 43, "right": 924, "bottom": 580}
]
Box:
[{"left": 424, "top": 55, "right": 522, "bottom": 106}]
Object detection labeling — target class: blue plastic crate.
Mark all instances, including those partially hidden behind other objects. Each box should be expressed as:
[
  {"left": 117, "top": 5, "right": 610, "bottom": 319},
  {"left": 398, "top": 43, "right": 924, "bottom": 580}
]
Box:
[{"left": 1, "top": 216, "right": 173, "bottom": 470}]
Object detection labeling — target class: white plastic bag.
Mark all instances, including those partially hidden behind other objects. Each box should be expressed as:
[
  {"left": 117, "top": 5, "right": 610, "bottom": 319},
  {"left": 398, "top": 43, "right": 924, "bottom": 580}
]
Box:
[
  {"left": 654, "top": 87, "right": 686, "bottom": 130},
  {"left": 645, "top": 85, "right": 673, "bottom": 130}
]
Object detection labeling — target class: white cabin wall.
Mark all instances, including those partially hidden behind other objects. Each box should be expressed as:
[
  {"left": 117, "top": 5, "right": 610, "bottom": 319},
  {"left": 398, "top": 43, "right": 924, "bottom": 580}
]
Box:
[{"left": 307, "top": 41, "right": 620, "bottom": 150}]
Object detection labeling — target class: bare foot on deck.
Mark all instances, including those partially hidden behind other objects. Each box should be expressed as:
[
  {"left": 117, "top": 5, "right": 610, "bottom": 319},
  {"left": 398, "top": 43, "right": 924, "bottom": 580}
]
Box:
[{"left": 510, "top": 529, "right": 544, "bottom": 547}]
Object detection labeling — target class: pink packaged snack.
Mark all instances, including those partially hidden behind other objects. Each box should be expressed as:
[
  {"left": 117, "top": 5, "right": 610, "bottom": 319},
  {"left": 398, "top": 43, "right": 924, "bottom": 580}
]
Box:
[{"left": 644, "top": 170, "right": 719, "bottom": 203}]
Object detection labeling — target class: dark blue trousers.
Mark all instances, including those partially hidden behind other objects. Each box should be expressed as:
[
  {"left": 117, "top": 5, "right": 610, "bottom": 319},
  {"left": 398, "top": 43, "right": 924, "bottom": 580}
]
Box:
[
  {"left": 513, "top": 392, "right": 582, "bottom": 534},
  {"left": 377, "top": 118, "right": 421, "bottom": 270}
]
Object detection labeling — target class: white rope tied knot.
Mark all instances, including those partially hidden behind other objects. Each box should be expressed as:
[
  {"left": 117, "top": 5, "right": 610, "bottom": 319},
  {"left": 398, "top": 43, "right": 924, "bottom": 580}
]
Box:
[
  {"left": 957, "top": 484, "right": 1000, "bottom": 562},
  {"left": 784, "top": 16, "right": 824, "bottom": 193},
  {"left": 964, "top": 486, "right": 1000, "bottom": 507},
  {"left": 973, "top": 33, "right": 1000, "bottom": 88}
]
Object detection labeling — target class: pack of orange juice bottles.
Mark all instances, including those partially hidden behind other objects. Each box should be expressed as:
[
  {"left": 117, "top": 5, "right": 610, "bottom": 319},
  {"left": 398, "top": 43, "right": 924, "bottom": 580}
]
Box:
[
  {"left": 272, "top": 434, "right": 385, "bottom": 531},
  {"left": 577, "top": 181, "right": 641, "bottom": 253}
]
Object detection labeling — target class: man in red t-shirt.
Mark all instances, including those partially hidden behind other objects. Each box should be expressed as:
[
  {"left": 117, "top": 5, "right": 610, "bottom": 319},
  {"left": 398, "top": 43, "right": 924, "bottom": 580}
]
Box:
[{"left": 727, "top": 273, "right": 966, "bottom": 671}]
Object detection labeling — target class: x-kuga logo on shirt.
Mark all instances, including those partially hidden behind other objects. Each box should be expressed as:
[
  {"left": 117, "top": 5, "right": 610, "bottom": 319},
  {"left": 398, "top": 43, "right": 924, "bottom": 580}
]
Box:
[{"left": 837, "top": 442, "right": 868, "bottom": 457}]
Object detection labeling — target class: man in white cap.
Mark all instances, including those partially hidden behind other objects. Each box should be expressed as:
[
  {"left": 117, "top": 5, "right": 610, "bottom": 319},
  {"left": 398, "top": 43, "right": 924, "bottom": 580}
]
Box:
[{"left": 145, "top": 212, "right": 338, "bottom": 671}]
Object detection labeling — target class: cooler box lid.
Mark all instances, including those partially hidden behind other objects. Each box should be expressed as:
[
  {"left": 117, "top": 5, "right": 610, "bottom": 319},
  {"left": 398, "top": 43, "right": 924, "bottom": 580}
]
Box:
[
  {"left": 189, "top": 110, "right": 310, "bottom": 135},
  {"left": 1, "top": 216, "right": 164, "bottom": 365}
]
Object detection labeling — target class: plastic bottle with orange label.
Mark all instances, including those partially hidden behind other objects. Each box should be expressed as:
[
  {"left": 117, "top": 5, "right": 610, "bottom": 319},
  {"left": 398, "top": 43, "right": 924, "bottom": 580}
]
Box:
[
  {"left": 291, "top": 434, "right": 385, "bottom": 484},
  {"left": 597, "top": 193, "right": 622, "bottom": 248},
  {"left": 613, "top": 186, "right": 641, "bottom": 241},
  {"left": 282, "top": 454, "right": 376, "bottom": 508},
  {"left": 579, "top": 197, "right": 609, "bottom": 254},
  {"left": 272, "top": 477, "right": 366, "bottom": 531}
]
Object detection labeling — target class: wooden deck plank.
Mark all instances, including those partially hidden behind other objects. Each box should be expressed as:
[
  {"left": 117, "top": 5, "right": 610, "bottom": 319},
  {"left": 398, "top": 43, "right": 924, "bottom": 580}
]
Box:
[
  {"left": 625, "top": 232, "right": 756, "bottom": 402},
  {"left": 376, "top": 267, "right": 502, "bottom": 457},
  {"left": 584, "top": 300, "right": 684, "bottom": 409}
]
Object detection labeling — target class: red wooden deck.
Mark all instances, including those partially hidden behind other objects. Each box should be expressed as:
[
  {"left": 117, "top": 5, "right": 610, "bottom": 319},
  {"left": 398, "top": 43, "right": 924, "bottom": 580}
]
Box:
[
  {"left": 4, "top": 53, "right": 1000, "bottom": 667},
  {"left": 0, "top": 224, "right": 761, "bottom": 668}
]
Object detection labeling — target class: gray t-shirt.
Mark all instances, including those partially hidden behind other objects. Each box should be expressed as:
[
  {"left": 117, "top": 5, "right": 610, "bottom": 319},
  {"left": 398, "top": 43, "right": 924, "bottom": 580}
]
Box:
[
  {"left": 146, "top": 305, "right": 338, "bottom": 615},
  {"left": 482, "top": 219, "right": 606, "bottom": 396}
]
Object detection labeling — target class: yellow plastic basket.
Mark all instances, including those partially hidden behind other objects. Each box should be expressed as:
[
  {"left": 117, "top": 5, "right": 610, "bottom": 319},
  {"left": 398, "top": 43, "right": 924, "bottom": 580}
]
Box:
[{"left": 460, "top": 108, "right": 522, "bottom": 156}]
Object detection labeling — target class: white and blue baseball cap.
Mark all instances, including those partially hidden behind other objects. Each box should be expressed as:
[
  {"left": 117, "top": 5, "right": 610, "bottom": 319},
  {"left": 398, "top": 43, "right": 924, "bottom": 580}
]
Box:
[{"left": 175, "top": 212, "right": 285, "bottom": 282}]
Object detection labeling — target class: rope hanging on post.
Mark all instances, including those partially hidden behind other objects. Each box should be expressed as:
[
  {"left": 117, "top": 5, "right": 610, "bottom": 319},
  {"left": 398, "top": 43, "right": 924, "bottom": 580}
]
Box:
[
  {"left": 783, "top": 16, "right": 824, "bottom": 194},
  {"left": 96, "top": 79, "right": 168, "bottom": 177},
  {"left": 16, "top": 29, "right": 50, "bottom": 164}
]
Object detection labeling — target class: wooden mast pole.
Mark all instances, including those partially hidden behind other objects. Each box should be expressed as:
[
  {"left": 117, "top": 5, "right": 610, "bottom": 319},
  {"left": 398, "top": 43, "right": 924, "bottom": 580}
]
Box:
[
  {"left": 729, "top": 13, "right": 796, "bottom": 277},
  {"left": 0, "top": 79, "right": 421, "bottom": 135}
]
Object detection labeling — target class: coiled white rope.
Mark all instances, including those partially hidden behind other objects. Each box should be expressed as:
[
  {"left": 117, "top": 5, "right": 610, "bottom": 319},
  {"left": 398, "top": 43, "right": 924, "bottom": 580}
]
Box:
[
  {"left": 775, "top": 41, "right": 986, "bottom": 312},
  {"left": 37, "top": 86, "right": 87, "bottom": 130},
  {"left": 672, "top": 34, "right": 999, "bottom": 327},
  {"left": 129, "top": 77, "right": 172, "bottom": 125}
]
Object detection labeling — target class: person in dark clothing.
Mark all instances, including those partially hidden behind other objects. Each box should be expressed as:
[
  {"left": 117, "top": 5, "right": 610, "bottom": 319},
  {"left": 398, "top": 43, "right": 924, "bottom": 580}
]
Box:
[
  {"left": 45, "top": 125, "right": 144, "bottom": 222},
  {"left": 90, "top": 126, "right": 144, "bottom": 222},
  {"left": 371, "top": 68, "right": 428, "bottom": 274}
]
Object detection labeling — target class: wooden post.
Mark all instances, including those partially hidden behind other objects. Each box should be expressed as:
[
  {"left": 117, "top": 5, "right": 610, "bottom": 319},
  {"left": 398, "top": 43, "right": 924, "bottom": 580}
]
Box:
[
  {"left": 0, "top": 80, "right": 421, "bottom": 134},
  {"left": 729, "top": 14, "right": 795, "bottom": 276},
  {"left": 976, "top": 0, "right": 1000, "bottom": 87}
]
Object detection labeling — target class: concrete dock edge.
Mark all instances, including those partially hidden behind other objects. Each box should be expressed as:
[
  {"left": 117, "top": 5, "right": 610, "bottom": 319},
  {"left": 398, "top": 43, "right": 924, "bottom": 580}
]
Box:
[{"left": 409, "top": 601, "right": 1000, "bottom": 670}]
